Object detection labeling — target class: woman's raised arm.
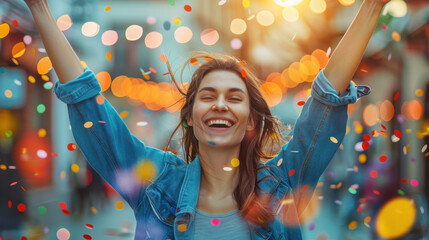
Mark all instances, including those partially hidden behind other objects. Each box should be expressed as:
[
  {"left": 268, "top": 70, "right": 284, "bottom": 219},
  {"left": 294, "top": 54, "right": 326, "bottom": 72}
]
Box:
[
  {"left": 324, "top": 0, "right": 388, "bottom": 95},
  {"left": 24, "top": 0, "right": 84, "bottom": 83}
]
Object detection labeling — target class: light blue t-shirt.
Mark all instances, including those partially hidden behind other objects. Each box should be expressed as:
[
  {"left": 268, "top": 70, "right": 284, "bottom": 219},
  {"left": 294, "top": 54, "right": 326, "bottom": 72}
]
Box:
[{"left": 193, "top": 208, "right": 251, "bottom": 239}]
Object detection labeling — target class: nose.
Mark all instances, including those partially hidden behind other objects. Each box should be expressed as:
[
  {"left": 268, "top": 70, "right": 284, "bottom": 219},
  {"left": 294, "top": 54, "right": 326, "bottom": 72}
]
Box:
[{"left": 212, "top": 97, "right": 229, "bottom": 111}]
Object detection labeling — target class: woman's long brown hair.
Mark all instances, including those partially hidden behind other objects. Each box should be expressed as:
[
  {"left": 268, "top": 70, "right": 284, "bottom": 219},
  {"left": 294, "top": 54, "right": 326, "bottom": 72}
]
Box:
[{"left": 165, "top": 52, "right": 287, "bottom": 228}]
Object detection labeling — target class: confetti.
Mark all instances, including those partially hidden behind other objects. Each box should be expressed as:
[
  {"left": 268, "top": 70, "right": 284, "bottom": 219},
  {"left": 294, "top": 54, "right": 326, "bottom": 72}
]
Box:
[
  {"left": 184, "top": 5, "right": 192, "bottom": 12},
  {"left": 330, "top": 136, "right": 338, "bottom": 143},
  {"left": 84, "top": 121, "right": 93, "bottom": 128},
  {"left": 177, "top": 224, "right": 187, "bottom": 232},
  {"left": 56, "top": 228, "right": 70, "bottom": 240},
  {"left": 394, "top": 130, "right": 402, "bottom": 138},
  {"left": 17, "top": 203, "right": 26, "bottom": 212},
  {"left": 231, "top": 158, "right": 240, "bottom": 167},
  {"left": 83, "top": 234, "right": 92, "bottom": 240},
  {"left": 71, "top": 164, "right": 80, "bottom": 173},
  {"left": 288, "top": 169, "right": 295, "bottom": 177},
  {"left": 370, "top": 170, "right": 378, "bottom": 178},
  {"left": 393, "top": 91, "right": 400, "bottom": 101},
  {"left": 348, "top": 221, "right": 358, "bottom": 230},
  {"left": 379, "top": 155, "right": 387, "bottom": 162},
  {"left": 276, "top": 158, "right": 283, "bottom": 166},
  {"left": 410, "top": 179, "right": 418, "bottom": 187},
  {"left": 190, "top": 58, "right": 198, "bottom": 65},
  {"left": 297, "top": 101, "right": 305, "bottom": 106},
  {"left": 85, "top": 224, "right": 94, "bottom": 229},
  {"left": 208, "top": 141, "right": 216, "bottom": 146},
  {"left": 67, "top": 143, "right": 76, "bottom": 151},
  {"left": 37, "top": 206, "right": 47, "bottom": 215},
  {"left": 422, "top": 144, "right": 427, "bottom": 152},
  {"left": 218, "top": 0, "right": 227, "bottom": 5},
  {"left": 211, "top": 218, "right": 220, "bottom": 225},
  {"left": 115, "top": 201, "right": 125, "bottom": 210},
  {"left": 105, "top": 6, "right": 112, "bottom": 11}
]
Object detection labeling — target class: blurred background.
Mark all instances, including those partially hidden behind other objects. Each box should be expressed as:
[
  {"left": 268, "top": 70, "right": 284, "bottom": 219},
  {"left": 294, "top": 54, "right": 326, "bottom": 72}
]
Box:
[{"left": 0, "top": 0, "right": 428, "bottom": 239}]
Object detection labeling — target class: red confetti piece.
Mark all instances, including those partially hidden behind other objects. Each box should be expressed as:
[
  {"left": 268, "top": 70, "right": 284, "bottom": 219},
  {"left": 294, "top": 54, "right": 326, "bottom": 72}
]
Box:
[
  {"left": 67, "top": 143, "right": 76, "bottom": 151},
  {"left": 190, "top": 58, "right": 198, "bottom": 65},
  {"left": 10, "top": 181, "right": 19, "bottom": 186},
  {"left": 373, "top": 190, "right": 380, "bottom": 195},
  {"left": 83, "top": 234, "right": 92, "bottom": 240},
  {"left": 184, "top": 5, "right": 192, "bottom": 12},
  {"left": 85, "top": 223, "right": 94, "bottom": 229},
  {"left": 380, "top": 124, "right": 387, "bottom": 130},
  {"left": 297, "top": 101, "right": 305, "bottom": 106},
  {"left": 149, "top": 67, "right": 157, "bottom": 74},
  {"left": 393, "top": 92, "right": 400, "bottom": 101},
  {"left": 371, "top": 130, "right": 377, "bottom": 136},
  {"left": 301, "top": 184, "right": 309, "bottom": 193},
  {"left": 394, "top": 130, "right": 402, "bottom": 138},
  {"left": 370, "top": 170, "right": 378, "bottom": 178},
  {"left": 12, "top": 19, "right": 18, "bottom": 27},
  {"left": 356, "top": 204, "right": 363, "bottom": 212},
  {"left": 379, "top": 155, "right": 387, "bottom": 162},
  {"left": 297, "top": 138, "right": 306, "bottom": 141},
  {"left": 363, "top": 134, "right": 371, "bottom": 141},
  {"left": 288, "top": 169, "right": 295, "bottom": 177},
  {"left": 21, "top": 186, "right": 26, "bottom": 192},
  {"left": 17, "top": 203, "right": 26, "bottom": 212},
  {"left": 362, "top": 141, "right": 369, "bottom": 150},
  {"left": 98, "top": 121, "right": 105, "bottom": 123},
  {"left": 381, "top": 23, "right": 387, "bottom": 30},
  {"left": 163, "top": 72, "right": 170, "bottom": 76},
  {"left": 8, "top": 200, "right": 12, "bottom": 208},
  {"left": 62, "top": 209, "right": 71, "bottom": 215},
  {"left": 241, "top": 69, "right": 247, "bottom": 78},
  {"left": 52, "top": 152, "right": 59, "bottom": 157},
  {"left": 21, "top": 237, "right": 27, "bottom": 240},
  {"left": 400, "top": 178, "right": 408, "bottom": 184},
  {"left": 59, "top": 202, "right": 67, "bottom": 210}
]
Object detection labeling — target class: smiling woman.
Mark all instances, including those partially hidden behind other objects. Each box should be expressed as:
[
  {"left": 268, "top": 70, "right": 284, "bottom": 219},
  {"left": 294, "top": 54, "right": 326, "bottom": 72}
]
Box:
[{"left": 23, "top": 0, "right": 384, "bottom": 238}]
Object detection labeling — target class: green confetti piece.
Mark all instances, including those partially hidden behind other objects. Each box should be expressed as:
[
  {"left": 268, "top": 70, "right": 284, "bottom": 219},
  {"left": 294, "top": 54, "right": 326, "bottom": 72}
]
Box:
[
  {"left": 37, "top": 104, "right": 46, "bottom": 114},
  {"left": 37, "top": 206, "right": 47, "bottom": 215},
  {"left": 168, "top": 0, "right": 175, "bottom": 6},
  {"left": 43, "top": 82, "right": 53, "bottom": 90},
  {"left": 398, "top": 189, "right": 405, "bottom": 196},
  {"left": 5, "top": 130, "right": 13, "bottom": 138},
  {"left": 348, "top": 187, "right": 357, "bottom": 195}
]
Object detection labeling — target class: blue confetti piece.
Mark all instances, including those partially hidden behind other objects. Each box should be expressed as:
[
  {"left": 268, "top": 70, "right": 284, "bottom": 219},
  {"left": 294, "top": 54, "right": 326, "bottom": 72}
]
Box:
[
  {"left": 207, "top": 141, "right": 216, "bottom": 146},
  {"left": 163, "top": 21, "right": 171, "bottom": 31}
]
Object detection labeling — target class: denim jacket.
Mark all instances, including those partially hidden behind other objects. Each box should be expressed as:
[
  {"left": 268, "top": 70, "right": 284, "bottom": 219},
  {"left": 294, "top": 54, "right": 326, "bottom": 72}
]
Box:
[{"left": 54, "top": 69, "right": 370, "bottom": 240}]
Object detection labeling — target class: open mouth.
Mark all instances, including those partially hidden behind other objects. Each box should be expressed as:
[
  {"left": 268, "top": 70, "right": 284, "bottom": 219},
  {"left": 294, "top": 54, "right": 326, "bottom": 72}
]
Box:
[{"left": 204, "top": 119, "right": 235, "bottom": 128}]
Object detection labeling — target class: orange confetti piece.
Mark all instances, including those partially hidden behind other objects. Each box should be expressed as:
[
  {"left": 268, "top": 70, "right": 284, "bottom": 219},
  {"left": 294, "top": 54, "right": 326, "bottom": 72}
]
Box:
[
  {"left": 12, "top": 42, "right": 26, "bottom": 58},
  {"left": 241, "top": 69, "right": 247, "bottom": 78},
  {"left": 190, "top": 58, "right": 198, "bottom": 65}
]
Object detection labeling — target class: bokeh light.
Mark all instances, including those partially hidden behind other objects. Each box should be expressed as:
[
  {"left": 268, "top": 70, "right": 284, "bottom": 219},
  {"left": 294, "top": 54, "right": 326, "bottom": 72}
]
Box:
[
  {"left": 174, "top": 26, "right": 193, "bottom": 44},
  {"left": 363, "top": 104, "right": 379, "bottom": 126},
  {"left": 230, "top": 38, "right": 242, "bottom": 49},
  {"left": 310, "top": 0, "right": 327, "bottom": 14},
  {"left": 256, "top": 10, "right": 275, "bottom": 27},
  {"left": 96, "top": 72, "right": 112, "bottom": 92},
  {"left": 376, "top": 197, "right": 416, "bottom": 239},
  {"left": 274, "top": 0, "right": 304, "bottom": 7},
  {"left": 282, "top": 7, "right": 299, "bottom": 22},
  {"left": 201, "top": 28, "right": 219, "bottom": 46},
  {"left": 81, "top": 22, "right": 100, "bottom": 37},
  {"left": 101, "top": 30, "right": 119, "bottom": 46},
  {"left": 145, "top": 32, "right": 163, "bottom": 48},
  {"left": 230, "top": 18, "right": 247, "bottom": 35},
  {"left": 57, "top": 15, "right": 72, "bottom": 31},
  {"left": 386, "top": 0, "right": 407, "bottom": 18},
  {"left": 126, "top": 25, "right": 143, "bottom": 41}
]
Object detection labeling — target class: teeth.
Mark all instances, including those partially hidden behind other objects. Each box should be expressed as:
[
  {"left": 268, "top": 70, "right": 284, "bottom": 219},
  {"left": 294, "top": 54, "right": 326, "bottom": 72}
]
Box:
[{"left": 207, "top": 119, "right": 232, "bottom": 127}]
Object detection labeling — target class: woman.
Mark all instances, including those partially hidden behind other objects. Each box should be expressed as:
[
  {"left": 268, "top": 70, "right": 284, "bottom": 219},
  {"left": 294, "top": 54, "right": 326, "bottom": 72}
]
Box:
[{"left": 24, "top": 0, "right": 388, "bottom": 239}]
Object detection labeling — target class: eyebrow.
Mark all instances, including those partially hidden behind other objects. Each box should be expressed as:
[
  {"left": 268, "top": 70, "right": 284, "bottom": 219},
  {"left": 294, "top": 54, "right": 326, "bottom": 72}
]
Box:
[{"left": 198, "top": 87, "right": 246, "bottom": 94}]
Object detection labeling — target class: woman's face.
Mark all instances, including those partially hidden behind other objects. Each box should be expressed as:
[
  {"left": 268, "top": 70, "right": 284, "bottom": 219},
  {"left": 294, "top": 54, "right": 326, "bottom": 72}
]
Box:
[{"left": 188, "top": 70, "right": 254, "bottom": 148}]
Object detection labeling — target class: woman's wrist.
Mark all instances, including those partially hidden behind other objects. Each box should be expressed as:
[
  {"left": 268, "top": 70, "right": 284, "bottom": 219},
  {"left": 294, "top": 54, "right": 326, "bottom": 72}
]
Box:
[{"left": 362, "top": 0, "right": 387, "bottom": 14}]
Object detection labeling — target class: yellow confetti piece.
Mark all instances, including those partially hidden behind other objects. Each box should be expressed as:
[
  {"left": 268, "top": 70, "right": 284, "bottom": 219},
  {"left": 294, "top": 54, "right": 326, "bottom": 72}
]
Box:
[
  {"left": 60, "top": 171, "right": 66, "bottom": 179},
  {"left": 415, "top": 89, "right": 424, "bottom": 97},
  {"left": 392, "top": 32, "right": 401, "bottom": 42},
  {"left": 346, "top": 126, "right": 350, "bottom": 134},
  {"left": 339, "top": 143, "right": 344, "bottom": 150},
  {"left": 406, "top": 129, "right": 412, "bottom": 134},
  {"left": 12, "top": 58, "right": 19, "bottom": 65},
  {"left": 119, "top": 111, "right": 128, "bottom": 119},
  {"left": 143, "top": 73, "right": 150, "bottom": 80},
  {"left": 71, "top": 164, "right": 80, "bottom": 173},
  {"left": 38, "top": 128, "right": 47, "bottom": 137},
  {"left": 0, "top": 23, "right": 10, "bottom": 39},
  {"left": 28, "top": 75, "right": 36, "bottom": 84},
  {"left": 84, "top": 121, "right": 93, "bottom": 128},
  {"left": 105, "top": 6, "right": 112, "bottom": 12},
  {"left": 173, "top": 17, "right": 182, "bottom": 25},
  {"left": 4, "top": 90, "right": 12, "bottom": 98},
  {"left": 330, "top": 136, "right": 338, "bottom": 143},
  {"left": 231, "top": 158, "right": 240, "bottom": 167},
  {"left": 96, "top": 95, "right": 105, "bottom": 104},
  {"left": 12, "top": 42, "right": 26, "bottom": 58},
  {"left": 242, "top": 0, "right": 250, "bottom": 8},
  {"left": 349, "top": 220, "right": 358, "bottom": 230},
  {"left": 364, "top": 216, "right": 371, "bottom": 224},
  {"left": 270, "top": 133, "right": 277, "bottom": 140},
  {"left": 276, "top": 158, "right": 283, "bottom": 166},
  {"left": 31, "top": 48, "right": 36, "bottom": 56},
  {"left": 90, "top": 206, "right": 98, "bottom": 214},
  {"left": 106, "top": 51, "right": 112, "bottom": 61},
  {"left": 115, "top": 201, "right": 124, "bottom": 210},
  {"left": 0, "top": 164, "right": 7, "bottom": 170},
  {"left": 41, "top": 75, "right": 50, "bottom": 81},
  {"left": 177, "top": 224, "right": 187, "bottom": 232},
  {"left": 81, "top": 61, "right": 87, "bottom": 68},
  {"left": 358, "top": 153, "right": 367, "bottom": 164},
  {"left": 37, "top": 57, "right": 52, "bottom": 75},
  {"left": 22, "top": 148, "right": 27, "bottom": 154},
  {"left": 133, "top": 160, "right": 157, "bottom": 184}
]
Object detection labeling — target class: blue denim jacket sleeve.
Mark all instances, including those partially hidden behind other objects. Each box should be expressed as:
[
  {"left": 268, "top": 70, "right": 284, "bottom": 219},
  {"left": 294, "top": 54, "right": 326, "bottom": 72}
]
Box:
[
  {"left": 54, "top": 68, "right": 169, "bottom": 210},
  {"left": 265, "top": 69, "right": 370, "bottom": 214}
]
